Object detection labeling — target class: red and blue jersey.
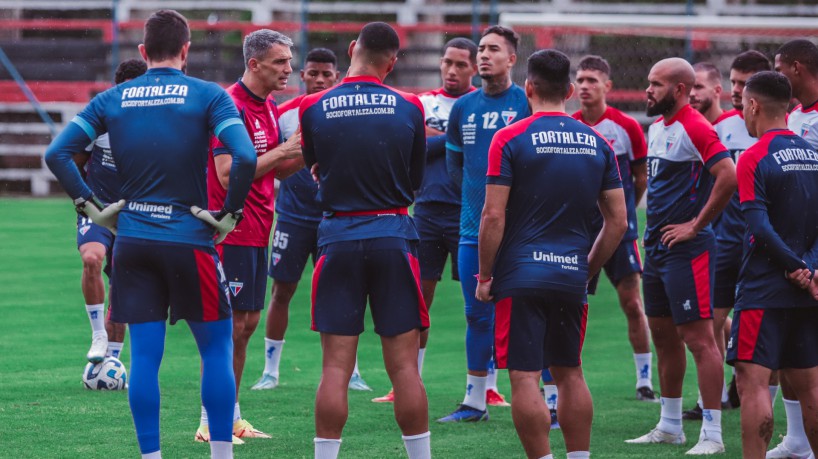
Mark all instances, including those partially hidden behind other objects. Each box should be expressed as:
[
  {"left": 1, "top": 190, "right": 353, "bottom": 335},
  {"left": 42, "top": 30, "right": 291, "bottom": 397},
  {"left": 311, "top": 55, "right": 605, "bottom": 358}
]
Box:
[
  {"left": 299, "top": 75, "right": 426, "bottom": 245},
  {"left": 736, "top": 129, "right": 818, "bottom": 310},
  {"left": 572, "top": 106, "right": 646, "bottom": 241},
  {"left": 416, "top": 87, "right": 474, "bottom": 206},
  {"left": 447, "top": 85, "right": 530, "bottom": 241},
  {"left": 486, "top": 112, "right": 622, "bottom": 298},
  {"left": 645, "top": 104, "right": 730, "bottom": 246},
  {"left": 207, "top": 81, "right": 283, "bottom": 247},
  {"left": 70, "top": 67, "right": 244, "bottom": 247},
  {"left": 275, "top": 94, "right": 322, "bottom": 228},
  {"left": 788, "top": 100, "right": 818, "bottom": 149},
  {"left": 712, "top": 109, "right": 756, "bottom": 246},
  {"left": 82, "top": 133, "right": 121, "bottom": 205}
]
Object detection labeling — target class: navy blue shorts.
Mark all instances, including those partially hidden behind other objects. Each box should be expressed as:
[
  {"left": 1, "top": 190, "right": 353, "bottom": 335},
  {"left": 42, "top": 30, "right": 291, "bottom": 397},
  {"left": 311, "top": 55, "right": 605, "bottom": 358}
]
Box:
[
  {"left": 643, "top": 235, "right": 715, "bottom": 325},
  {"left": 268, "top": 220, "right": 318, "bottom": 284},
  {"left": 603, "top": 239, "right": 643, "bottom": 286},
  {"left": 713, "top": 242, "right": 742, "bottom": 309},
  {"left": 217, "top": 244, "right": 268, "bottom": 312},
  {"left": 413, "top": 203, "right": 460, "bottom": 281},
  {"left": 727, "top": 307, "right": 818, "bottom": 370},
  {"left": 77, "top": 215, "right": 114, "bottom": 277},
  {"left": 494, "top": 291, "right": 588, "bottom": 371},
  {"left": 311, "top": 237, "right": 430, "bottom": 337},
  {"left": 109, "top": 237, "right": 231, "bottom": 325}
]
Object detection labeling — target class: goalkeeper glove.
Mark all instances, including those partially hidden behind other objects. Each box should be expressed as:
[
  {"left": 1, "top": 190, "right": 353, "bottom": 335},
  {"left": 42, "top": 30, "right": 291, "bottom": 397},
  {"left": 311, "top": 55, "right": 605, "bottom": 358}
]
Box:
[
  {"left": 190, "top": 206, "right": 243, "bottom": 244},
  {"left": 74, "top": 195, "right": 125, "bottom": 235}
]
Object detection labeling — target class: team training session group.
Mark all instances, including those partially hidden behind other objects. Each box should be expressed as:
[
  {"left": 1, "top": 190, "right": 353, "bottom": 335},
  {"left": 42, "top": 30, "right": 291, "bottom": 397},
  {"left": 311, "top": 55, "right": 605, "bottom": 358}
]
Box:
[{"left": 43, "top": 8, "right": 818, "bottom": 459}]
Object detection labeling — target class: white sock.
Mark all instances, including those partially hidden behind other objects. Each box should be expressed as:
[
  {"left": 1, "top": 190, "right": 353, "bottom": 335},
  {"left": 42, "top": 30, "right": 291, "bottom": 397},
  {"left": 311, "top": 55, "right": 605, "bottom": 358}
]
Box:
[
  {"left": 263, "top": 338, "right": 284, "bottom": 377},
  {"left": 783, "top": 398, "right": 810, "bottom": 452},
  {"left": 543, "top": 384, "right": 558, "bottom": 410},
  {"left": 418, "top": 348, "right": 426, "bottom": 377},
  {"left": 567, "top": 452, "right": 590, "bottom": 459},
  {"left": 402, "top": 431, "right": 431, "bottom": 459},
  {"left": 538, "top": 456, "right": 554, "bottom": 459},
  {"left": 352, "top": 358, "right": 361, "bottom": 377},
  {"left": 486, "top": 359, "right": 498, "bottom": 390},
  {"left": 769, "top": 385, "right": 780, "bottom": 407},
  {"left": 700, "top": 409, "right": 723, "bottom": 443},
  {"left": 200, "top": 405, "right": 208, "bottom": 427},
  {"left": 233, "top": 402, "right": 241, "bottom": 423},
  {"left": 142, "top": 452, "right": 161, "bottom": 459},
  {"left": 106, "top": 341, "right": 124, "bottom": 358},
  {"left": 210, "top": 440, "right": 233, "bottom": 459},
  {"left": 463, "top": 374, "right": 487, "bottom": 411},
  {"left": 86, "top": 303, "right": 106, "bottom": 334},
  {"left": 696, "top": 391, "right": 703, "bottom": 408},
  {"left": 657, "top": 397, "right": 683, "bottom": 435},
  {"left": 721, "top": 381, "right": 729, "bottom": 404},
  {"left": 314, "top": 438, "right": 342, "bottom": 459},
  {"left": 634, "top": 353, "right": 653, "bottom": 388}
]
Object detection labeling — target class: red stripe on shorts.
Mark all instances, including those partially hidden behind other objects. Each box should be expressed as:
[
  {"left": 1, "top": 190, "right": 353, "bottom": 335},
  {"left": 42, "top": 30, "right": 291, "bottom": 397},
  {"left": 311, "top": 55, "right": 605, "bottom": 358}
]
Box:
[
  {"left": 406, "top": 252, "right": 430, "bottom": 328},
  {"left": 494, "top": 297, "right": 512, "bottom": 369},
  {"left": 311, "top": 255, "right": 327, "bottom": 332},
  {"left": 194, "top": 249, "right": 220, "bottom": 321},
  {"left": 632, "top": 240, "right": 642, "bottom": 268},
  {"left": 738, "top": 309, "right": 765, "bottom": 361},
  {"left": 578, "top": 303, "right": 589, "bottom": 365},
  {"left": 691, "top": 250, "right": 712, "bottom": 319}
]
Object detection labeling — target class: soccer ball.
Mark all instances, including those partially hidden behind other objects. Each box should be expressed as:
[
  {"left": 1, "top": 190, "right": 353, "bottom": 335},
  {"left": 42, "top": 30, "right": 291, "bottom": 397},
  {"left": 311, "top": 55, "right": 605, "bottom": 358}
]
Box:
[{"left": 82, "top": 356, "right": 127, "bottom": 390}]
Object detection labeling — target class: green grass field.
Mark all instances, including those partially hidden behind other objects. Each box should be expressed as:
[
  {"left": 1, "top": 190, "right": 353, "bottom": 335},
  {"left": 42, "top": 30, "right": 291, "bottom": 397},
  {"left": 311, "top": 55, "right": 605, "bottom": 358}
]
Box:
[{"left": 0, "top": 198, "right": 787, "bottom": 458}]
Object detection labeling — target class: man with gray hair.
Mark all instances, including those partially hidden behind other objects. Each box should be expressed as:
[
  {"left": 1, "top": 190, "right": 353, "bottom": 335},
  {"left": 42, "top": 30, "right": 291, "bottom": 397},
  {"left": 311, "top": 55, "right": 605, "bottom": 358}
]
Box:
[{"left": 196, "top": 28, "right": 304, "bottom": 443}]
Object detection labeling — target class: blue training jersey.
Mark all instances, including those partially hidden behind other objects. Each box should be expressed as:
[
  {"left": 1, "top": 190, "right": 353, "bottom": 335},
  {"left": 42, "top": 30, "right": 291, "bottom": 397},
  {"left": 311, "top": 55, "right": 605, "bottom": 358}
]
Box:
[
  {"left": 299, "top": 75, "right": 426, "bottom": 245},
  {"left": 736, "top": 129, "right": 818, "bottom": 310},
  {"left": 486, "top": 112, "right": 622, "bottom": 298},
  {"left": 72, "top": 68, "right": 245, "bottom": 246},
  {"left": 447, "top": 84, "right": 530, "bottom": 241},
  {"left": 83, "top": 133, "right": 120, "bottom": 204}
]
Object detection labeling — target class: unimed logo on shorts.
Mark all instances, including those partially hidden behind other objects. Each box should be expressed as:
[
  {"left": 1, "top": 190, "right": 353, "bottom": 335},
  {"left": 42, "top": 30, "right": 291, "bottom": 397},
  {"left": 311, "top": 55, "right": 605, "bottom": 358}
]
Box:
[
  {"left": 128, "top": 201, "right": 173, "bottom": 220},
  {"left": 532, "top": 251, "right": 579, "bottom": 271}
]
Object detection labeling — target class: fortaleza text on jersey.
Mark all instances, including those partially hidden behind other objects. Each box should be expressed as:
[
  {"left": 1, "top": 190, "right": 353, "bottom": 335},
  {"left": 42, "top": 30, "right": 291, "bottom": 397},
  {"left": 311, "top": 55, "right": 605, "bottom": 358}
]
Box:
[
  {"left": 321, "top": 93, "right": 397, "bottom": 110},
  {"left": 121, "top": 85, "right": 189, "bottom": 99},
  {"left": 771, "top": 146, "right": 818, "bottom": 164},
  {"left": 530, "top": 130, "right": 599, "bottom": 147}
]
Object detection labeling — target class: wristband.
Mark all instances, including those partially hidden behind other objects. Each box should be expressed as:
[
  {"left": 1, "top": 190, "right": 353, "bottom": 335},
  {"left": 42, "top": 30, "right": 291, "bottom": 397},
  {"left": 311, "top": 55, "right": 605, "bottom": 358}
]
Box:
[{"left": 474, "top": 274, "right": 492, "bottom": 283}]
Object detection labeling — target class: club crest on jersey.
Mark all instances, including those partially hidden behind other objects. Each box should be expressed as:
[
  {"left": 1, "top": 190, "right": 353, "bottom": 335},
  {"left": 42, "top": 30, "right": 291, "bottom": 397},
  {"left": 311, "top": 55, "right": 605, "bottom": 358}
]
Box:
[
  {"left": 665, "top": 133, "right": 678, "bottom": 152},
  {"left": 79, "top": 224, "right": 91, "bottom": 236},
  {"left": 501, "top": 110, "right": 518, "bottom": 126},
  {"left": 802, "top": 123, "right": 810, "bottom": 138},
  {"left": 272, "top": 252, "right": 282, "bottom": 266},
  {"left": 229, "top": 282, "right": 244, "bottom": 297}
]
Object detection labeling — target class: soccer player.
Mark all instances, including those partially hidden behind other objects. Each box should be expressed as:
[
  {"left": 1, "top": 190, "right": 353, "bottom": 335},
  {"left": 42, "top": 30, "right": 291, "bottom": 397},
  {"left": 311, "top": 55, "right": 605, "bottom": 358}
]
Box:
[
  {"left": 196, "top": 29, "right": 304, "bottom": 443},
  {"left": 440, "top": 25, "right": 530, "bottom": 422},
  {"left": 299, "top": 22, "right": 430, "bottom": 459},
  {"left": 372, "top": 37, "right": 478, "bottom": 404},
  {"left": 75, "top": 58, "right": 146, "bottom": 363},
  {"left": 571, "top": 55, "right": 656, "bottom": 402},
  {"left": 768, "top": 38, "right": 818, "bottom": 459},
  {"left": 252, "top": 47, "right": 372, "bottom": 392},
  {"left": 45, "top": 10, "right": 257, "bottom": 459},
  {"left": 626, "top": 57, "right": 736, "bottom": 455},
  {"left": 685, "top": 54, "right": 771, "bottom": 420},
  {"left": 476, "top": 48, "right": 627, "bottom": 459},
  {"left": 727, "top": 69, "right": 818, "bottom": 459}
]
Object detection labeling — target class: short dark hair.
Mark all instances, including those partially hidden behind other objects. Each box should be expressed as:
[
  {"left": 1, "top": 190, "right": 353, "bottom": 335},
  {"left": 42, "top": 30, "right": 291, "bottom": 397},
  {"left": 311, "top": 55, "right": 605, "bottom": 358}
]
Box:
[
  {"left": 577, "top": 55, "right": 610, "bottom": 76},
  {"left": 306, "top": 48, "right": 337, "bottom": 66},
  {"left": 731, "top": 50, "right": 771, "bottom": 73},
  {"left": 527, "top": 49, "right": 571, "bottom": 102},
  {"left": 693, "top": 61, "right": 722, "bottom": 84},
  {"left": 114, "top": 59, "right": 147, "bottom": 84},
  {"left": 745, "top": 70, "right": 792, "bottom": 112},
  {"left": 776, "top": 39, "right": 818, "bottom": 75},
  {"left": 443, "top": 37, "right": 478, "bottom": 63},
  {"left": 143, "top": 10, "right": 190, "bottom": 62},
  {"left": 482, "top": 25, "right": 519, "bottom": 54},
  {"left": 357, "top": 22, "right": 400, "bottom": 56}
]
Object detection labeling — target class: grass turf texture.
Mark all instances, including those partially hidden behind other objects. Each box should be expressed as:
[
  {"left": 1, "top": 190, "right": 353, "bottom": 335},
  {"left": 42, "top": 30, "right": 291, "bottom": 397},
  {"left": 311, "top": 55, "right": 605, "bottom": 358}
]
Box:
[{"left": 0, "top": 198, "right": 788, "bottom": 458}]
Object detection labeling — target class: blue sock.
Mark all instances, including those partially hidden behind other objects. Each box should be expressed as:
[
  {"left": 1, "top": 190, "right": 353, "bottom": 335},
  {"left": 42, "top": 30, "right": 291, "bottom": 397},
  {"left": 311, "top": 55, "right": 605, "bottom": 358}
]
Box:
[
  {"left": 459, "top": 244, "right": 495, "bottom": 371},
  {"left": 189, "top": 318, "right": 236, "bottom": 443},
  {"left": 128, "top": 320, "right": 166, "bottom": 454}
]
